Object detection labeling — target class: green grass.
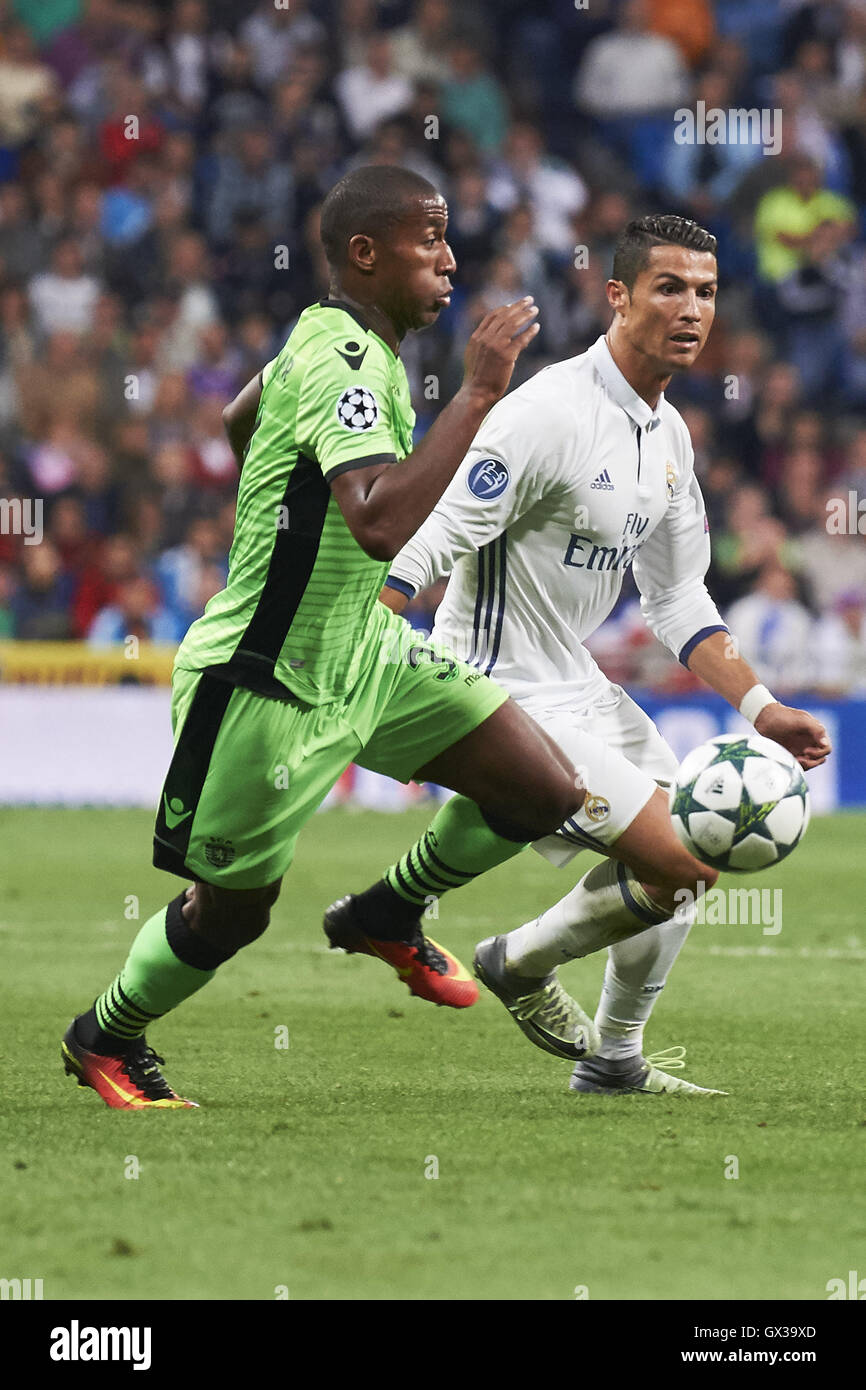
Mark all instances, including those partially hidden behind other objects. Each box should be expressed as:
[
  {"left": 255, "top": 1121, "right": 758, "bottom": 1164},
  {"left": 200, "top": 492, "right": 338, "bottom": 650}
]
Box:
[{"left": 1, "top": 806, "right": 864, "bottom": 1301}]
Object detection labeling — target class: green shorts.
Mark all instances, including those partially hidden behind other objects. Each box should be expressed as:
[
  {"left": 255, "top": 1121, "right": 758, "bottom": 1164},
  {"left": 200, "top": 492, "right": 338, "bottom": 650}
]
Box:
[{"left": 152, "top": 612, "right": 507, "bottom": 889}]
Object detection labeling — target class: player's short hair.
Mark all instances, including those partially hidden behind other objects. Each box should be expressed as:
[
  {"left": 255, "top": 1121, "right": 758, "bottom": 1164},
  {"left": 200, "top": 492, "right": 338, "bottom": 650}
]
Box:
[
  {"left": 612, "top": 215, "right": 717, "bottom": 291},
  {"left": 319, "top": 165, "right": 440, "bottom": 269}
]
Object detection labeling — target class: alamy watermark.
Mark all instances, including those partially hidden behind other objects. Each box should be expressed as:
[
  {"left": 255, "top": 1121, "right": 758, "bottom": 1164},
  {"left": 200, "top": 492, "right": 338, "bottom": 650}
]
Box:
[
  {"left": 674, "top": 102, "right": 782, "bottom": 157},
  {"left": 674, "top": 881, "right": 783, "bottom": 936},
  {"left": 0, "top": 497, "right": 43, "bottom": 544}
]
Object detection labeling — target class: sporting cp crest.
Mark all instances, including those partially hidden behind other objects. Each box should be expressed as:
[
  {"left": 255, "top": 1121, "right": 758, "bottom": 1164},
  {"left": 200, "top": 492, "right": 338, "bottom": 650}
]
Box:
[{"left": 204, "top": 837, "right": 236, "bottom": 869}]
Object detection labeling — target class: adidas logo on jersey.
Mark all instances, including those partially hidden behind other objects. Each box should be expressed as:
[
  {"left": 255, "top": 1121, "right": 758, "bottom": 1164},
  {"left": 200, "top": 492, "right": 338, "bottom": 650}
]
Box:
[{"left": 590, "top": 469, "right": 614, "bottom": 491}]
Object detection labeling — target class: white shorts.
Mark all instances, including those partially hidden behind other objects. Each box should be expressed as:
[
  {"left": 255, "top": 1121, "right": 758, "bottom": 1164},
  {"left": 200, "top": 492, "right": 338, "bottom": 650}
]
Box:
[{"left": 526, "top": 683, "right": 679, "bottom": 867}]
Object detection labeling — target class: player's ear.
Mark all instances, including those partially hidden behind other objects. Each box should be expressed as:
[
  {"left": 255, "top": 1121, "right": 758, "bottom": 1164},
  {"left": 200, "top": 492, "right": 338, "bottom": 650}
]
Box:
[
  {"left": 347, "top": 233, "right": 376, "bottom": 275},
  {"left": 606, "top": 278, "right": 629, "bottom": 314}
]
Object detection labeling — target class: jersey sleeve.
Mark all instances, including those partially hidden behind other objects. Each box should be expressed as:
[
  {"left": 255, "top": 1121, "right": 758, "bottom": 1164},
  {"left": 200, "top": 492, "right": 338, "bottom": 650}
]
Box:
[
  {"left": 632, "top": 438, "right": 728, "bottom": 665},
  {"left": 388, "top": 391, "right": 566, "bottom": 598},
  {"left": 295, "top": 339, "right": 400, "bottom": 482}
]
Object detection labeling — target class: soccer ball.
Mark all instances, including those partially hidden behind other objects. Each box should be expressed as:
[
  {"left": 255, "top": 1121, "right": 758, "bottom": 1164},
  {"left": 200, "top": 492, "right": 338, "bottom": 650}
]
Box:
[{"left": 668, "top": 734, "right": 810, "bottom": 873}]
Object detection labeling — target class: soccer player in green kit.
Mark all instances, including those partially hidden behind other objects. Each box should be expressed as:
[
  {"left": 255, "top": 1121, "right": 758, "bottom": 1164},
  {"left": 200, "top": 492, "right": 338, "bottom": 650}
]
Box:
[{"left": 61, "top": 166, "right": 587, "bottom": 1109}]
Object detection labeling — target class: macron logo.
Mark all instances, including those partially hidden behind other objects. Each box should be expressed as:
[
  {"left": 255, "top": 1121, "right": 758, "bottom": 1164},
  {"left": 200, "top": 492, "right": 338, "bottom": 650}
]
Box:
[
  {"left": 50, "top": 1321, "right": 152, "bottom": 1371},
  {"left": 590, "top": 469, "right": 614, "bottom": 491}
]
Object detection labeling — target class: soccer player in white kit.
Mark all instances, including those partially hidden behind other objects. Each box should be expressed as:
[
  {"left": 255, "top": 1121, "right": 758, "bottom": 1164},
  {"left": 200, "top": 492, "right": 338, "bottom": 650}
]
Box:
[{"left": 383, "top": 216, "right": 831, "bottom": 1095}]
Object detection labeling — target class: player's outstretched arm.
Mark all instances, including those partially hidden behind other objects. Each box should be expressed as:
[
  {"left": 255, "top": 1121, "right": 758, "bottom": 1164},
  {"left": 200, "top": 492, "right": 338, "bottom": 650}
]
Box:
[
  {"left": 222, "top": 373, "right": 263, "bottom": 468},
  {"left": 330, "top": 298, "right": 539, "bottom": 562},
  {"left": 685, "top": 629, "right": 831, "bottom": 769}
]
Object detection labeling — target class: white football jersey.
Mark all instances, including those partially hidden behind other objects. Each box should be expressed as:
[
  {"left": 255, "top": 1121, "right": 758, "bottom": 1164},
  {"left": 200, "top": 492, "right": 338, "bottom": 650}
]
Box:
[{"left": 388, "top": 335, "right": 727, "bottom": 708}]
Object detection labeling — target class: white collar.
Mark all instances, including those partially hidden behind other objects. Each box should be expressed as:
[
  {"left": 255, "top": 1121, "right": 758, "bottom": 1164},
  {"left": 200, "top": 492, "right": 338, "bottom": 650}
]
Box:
[{"left": 587, "top": 335, "right": 663, "bottom": 431}]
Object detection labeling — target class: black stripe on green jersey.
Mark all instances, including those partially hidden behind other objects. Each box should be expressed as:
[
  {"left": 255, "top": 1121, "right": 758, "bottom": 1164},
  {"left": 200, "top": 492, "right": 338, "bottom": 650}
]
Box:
[
  {"left": 173, "top": 298, "right": 415, "bottom": 706},
  {"left": 153, "top": 673, "right": 234, "bottom": 880},
  {"left": 233, "top": 453, "right": 331, "bottom": 674}
]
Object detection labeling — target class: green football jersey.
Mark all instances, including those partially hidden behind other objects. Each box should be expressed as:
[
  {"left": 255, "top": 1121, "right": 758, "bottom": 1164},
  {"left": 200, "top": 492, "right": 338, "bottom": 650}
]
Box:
[{"left": 175, "top": 299, "right": 416, "bottom": 705}]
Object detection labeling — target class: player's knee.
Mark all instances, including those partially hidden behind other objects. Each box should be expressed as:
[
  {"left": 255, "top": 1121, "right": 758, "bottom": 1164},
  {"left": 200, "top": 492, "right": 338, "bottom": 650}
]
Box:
[
  {"left": 190, "top": 880, "right": 281, "bottom": 950},
  {"left": 233, "top": 883, "right": 281, "bottom": 945},
  {"left": 521, "top": 778, "right": 584, "bottom": 839}
]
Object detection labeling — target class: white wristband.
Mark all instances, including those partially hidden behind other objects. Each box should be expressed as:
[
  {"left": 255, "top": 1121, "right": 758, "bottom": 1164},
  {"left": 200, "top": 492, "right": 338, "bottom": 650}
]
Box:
[{"left": 739, "top": 683, "right": 777, "bottom": 725}]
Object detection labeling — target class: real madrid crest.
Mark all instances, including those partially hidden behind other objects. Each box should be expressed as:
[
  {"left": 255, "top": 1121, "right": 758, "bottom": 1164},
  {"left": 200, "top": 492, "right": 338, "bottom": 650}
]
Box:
[{"left": 584, "top": 794, "right": 611, "bottom": 823}]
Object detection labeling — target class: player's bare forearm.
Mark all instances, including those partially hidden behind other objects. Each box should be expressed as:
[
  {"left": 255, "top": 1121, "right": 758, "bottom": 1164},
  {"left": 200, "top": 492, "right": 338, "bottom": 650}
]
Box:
[
  {"left": 330, "top": 298, "right": 539, "bottom": 561},
  {"left": 379, "top": 584, "right": 408, "bottom": 614},
  {"left": 223, "top": 374, "right": 263, "bottom": 469},
  {"left": 685, "top": 629, "right": 761, "bottom": 708},
  {"left": 334, "top": 385, "right": 503, "bottom": 560},
  {"left": 687, "top": 629, "right": 831, "bottom": 768}
]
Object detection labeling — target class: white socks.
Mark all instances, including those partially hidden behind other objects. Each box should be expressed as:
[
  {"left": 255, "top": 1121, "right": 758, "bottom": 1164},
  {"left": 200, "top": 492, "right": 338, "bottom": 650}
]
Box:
[
  {"left": 504, "top": 857, "right": 668, "bottom": 976},
  {"left": 593, "top": 906, "right": 695, "bottom": 1060},
  {"left": 504, "top": 856, "right": 696, "bottom": 1062}
]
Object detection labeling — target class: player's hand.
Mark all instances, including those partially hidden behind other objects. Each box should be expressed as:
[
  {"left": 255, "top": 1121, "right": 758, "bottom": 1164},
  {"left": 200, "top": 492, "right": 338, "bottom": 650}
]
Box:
[
  {"left": 462, "top": 297, "right": 540, "bottom": 405},
  {"left": 754, "top": 703, "right": 832, "bottom": 770}
]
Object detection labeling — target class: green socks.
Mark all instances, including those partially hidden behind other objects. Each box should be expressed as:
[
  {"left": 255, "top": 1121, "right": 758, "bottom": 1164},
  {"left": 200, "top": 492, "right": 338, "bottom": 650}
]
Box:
[
  {"left": 84, "top": 894, "right": 228, "bottom": 1050},
  {"left": 383, "top": 795, "right": 528, "bottom": 911}
]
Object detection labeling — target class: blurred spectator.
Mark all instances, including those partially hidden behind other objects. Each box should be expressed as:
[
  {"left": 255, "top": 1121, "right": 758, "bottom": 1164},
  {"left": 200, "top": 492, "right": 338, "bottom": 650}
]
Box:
[
  {"left": 797, "top": 485, "right": 866, "bottom": 613},
  {"left": 776, "top": 219, "right": 853, "bottom": 401},
  {"left": 709, "top": 483, "right": 795, "bottom": 607},
  {"left": 28, "top": 238, "right": 101, "bottom": 335},
  {"left": 812, "top": 589, "right": 866, "bottom": 694},
  {"left": 659, "top": 70, "right": 765, "bottom": 220},
  {"left": 148, "top": 441, "right": 198, "bottom": 548},
  {"left": 754, "top": 153, "right": 857, "bottom": 283},
  {"left": 16, "top": 330, "right": 106, "bottom": 440},
  {"left": 157, "top": 231, "right": 219, "bottom": 370},
  {"left": 88, "top": 574, "right": 180, "bottom": 645},
  {"left": 138, "top": 0, "right": 222, "bottom": 119},
  {"left": 334, "top": 0, "right": 383, "bottom": 71},
  {"left": 390, "top": 0, "right": 455, "bottom": 86},
  {"left": 775, "top": 445, "right": 826, "bottom": 534},
  {"left": 10, "top": 540, "right": 75, "bottom": 640},
  {"left": 446, "top": 166, "right": 502, "bottom": 292},
  {"left": 487, "top": 121, "right": 587, "bottom": 256},
  {"left": 98, "top": 71, "right": 164, "bottom": 185},
  {"left": 0, "top": 21, "right": 59, "bottom": 147},
  {"left": 48, "top": 494, "right": 92, "bottom": 574},
  {"left": 154, "top": 515, "right": 228, "bottom": 632},
  {"left": 238, "top": 0, "right": 327, "bottom": 91},
  {"left": 201, "top": 37, "right": 268, "bottom": 134},
  {"left": 205, "top": 124, "right": 294, "bottom": 248},
  {"left": 725, "top": 563, "right": 816, "bottom": 692},
  {"left": 73, "top": 531, "right": 139, "bottom": 638},
  {"left": 187, "top": 321, "right": 241, "bottom": 402},
  {"left": 188, "top": 397, "right": 238, "bottom": 489},
  {"left": 334, "top": 33, "right": 413, "bottom": 145},
  {"left": 770, "top": 69, "right": 850, "bottom": 188},
  {"left": 0, "top": 182, "right": 48, "bottom": 282},
  {"left": 728, "top": 361, "right": 804, "bottom": 483},
  {"left": 574, "top": 0, "right": 689, "bottom": 118},
  {"left": 440, "top": 32, "right": 508, "bottom": 155}
]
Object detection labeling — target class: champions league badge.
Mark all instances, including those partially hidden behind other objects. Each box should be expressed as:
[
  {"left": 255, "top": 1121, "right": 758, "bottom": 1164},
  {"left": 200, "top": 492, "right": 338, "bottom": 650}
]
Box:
[{"left": 467, "top": 457, "right": 510, "bottom": 500}]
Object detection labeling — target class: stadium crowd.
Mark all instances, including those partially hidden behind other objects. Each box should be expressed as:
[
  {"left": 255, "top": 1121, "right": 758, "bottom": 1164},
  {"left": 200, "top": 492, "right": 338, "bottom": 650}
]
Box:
[{"left": 1, "top": 0, "right": 866, "bottom": 695}]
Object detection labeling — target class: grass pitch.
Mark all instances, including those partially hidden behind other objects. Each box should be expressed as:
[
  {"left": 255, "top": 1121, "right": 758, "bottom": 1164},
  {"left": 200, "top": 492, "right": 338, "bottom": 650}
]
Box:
[{"left": 1, "top": 806, "right": 864, "bottom": 1301}]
